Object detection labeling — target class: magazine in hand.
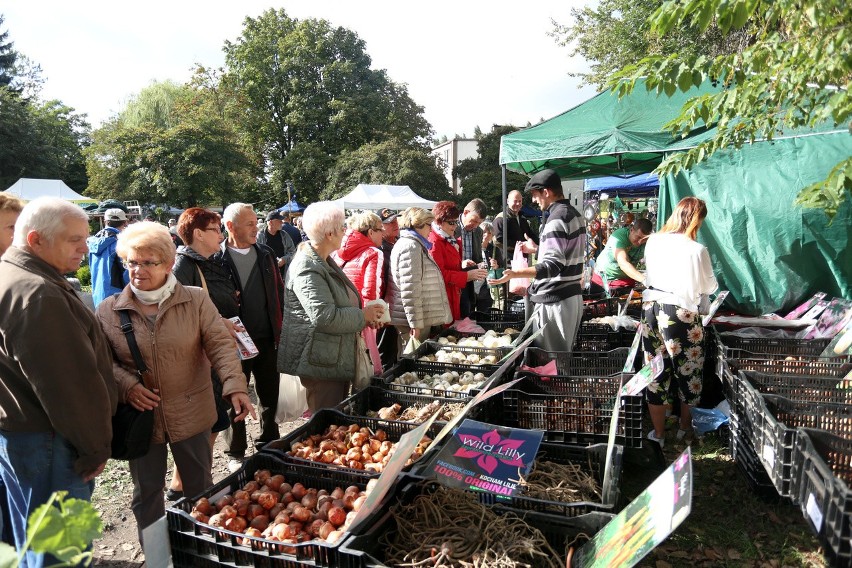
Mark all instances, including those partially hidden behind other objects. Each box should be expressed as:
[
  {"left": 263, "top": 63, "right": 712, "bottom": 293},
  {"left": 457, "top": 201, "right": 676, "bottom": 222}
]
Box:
[{"left": 228, "top": 316, "right": 259, "bottom": 360}]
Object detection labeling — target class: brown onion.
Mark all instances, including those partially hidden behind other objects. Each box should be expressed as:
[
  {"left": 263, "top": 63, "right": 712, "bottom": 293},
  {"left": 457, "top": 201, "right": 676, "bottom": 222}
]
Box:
[
  {"left": 327, "top": 506, "right": 346, "bottom": 527},
  {"left": 266, "top": 474, "right": 285, "bottom": 492}
]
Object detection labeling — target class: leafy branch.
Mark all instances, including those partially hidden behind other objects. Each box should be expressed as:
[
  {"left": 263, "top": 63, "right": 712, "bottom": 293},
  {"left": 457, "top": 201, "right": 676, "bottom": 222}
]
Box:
[
  {"left": 608, "top": 0, "right": 852, "bottom": 218},
  {"left": 0, "top": 491, "right": 102, "bottom": 568}
]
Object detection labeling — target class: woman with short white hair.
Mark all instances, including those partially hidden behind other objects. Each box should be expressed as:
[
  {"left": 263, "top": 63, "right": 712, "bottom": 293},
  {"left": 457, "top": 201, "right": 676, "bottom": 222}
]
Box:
[
  {"left": 95, "top": 221, "right": 255, "bottom": 544},
  {"left": 278, "top": 202, "right": 385, "bottom": 411}
]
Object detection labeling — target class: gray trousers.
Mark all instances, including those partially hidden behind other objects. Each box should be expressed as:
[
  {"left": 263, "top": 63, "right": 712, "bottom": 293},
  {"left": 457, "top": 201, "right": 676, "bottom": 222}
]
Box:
[
  {"left": 532, "top": 295, "right": 583, "bottom": 352},
  {"left": 129, "top": 430, "right": 212, "bottom": 544}
]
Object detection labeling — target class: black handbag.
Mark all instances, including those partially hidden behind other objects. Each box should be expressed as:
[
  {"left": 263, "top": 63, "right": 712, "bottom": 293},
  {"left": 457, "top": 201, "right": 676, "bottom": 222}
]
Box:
[{"left": 110, "top": 310, "right": 155, "bottom": 460}]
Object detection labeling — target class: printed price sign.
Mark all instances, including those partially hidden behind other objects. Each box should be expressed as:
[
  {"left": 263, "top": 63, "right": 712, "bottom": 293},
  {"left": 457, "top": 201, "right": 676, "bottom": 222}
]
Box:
[
  {"left": 347, "top": 412, "right": 439, "bottom": 533},
  {"left": 423, "top": 419, "right": 543, "bottom": 498},
  {"left": 620, "top": 354, "right": 665, "bottom": 396},
  {"left": 574, "top": 449, "right": 693, "bottom": 568},
  {"left": 701, "top": 291, "right": 729, "bottom": 326}
]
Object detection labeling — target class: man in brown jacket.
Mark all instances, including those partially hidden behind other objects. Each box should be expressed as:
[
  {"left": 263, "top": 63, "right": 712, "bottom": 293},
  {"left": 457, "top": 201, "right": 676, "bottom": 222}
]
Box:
[{"left": 0, "top": 197, "right": 117, "bottom": 566}]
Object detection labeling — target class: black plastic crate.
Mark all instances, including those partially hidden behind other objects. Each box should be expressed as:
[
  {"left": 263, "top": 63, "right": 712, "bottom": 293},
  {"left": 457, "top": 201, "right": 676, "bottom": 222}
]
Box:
[
  {"left": 167, "top": 453, "right": 375, "bottom": 568},
  {"left": 574, "top": 322, "right": 637, "bottom": 352},
  {"left": 375, "top": 356, "right": 500, "bottom": 399},
  {"left": 437, "top": 323, "right": 523, "bottom": 342},
  {"left": 716, "top": 330, "right": 831, "bottom": 359},
  {"left": 336, "top": 479, "right": 614, "bottom": 568},
  {"left": 399, "top": 340, "right": 505, "bottom": 371},
  {"left": 725, "top": 351, "right": 852, "bottom": 378},
  {"left": 260, "top": 409, "right": 435, "bottom": 477},
  {"left": 739, "top": 371, "right": 852, "bottom": 405},
  {"left": 582, "top": 297, "right": 620, "bottom": 321},
  {"left": 758, "top": 395, "right": 852, "bottom": 499},
  {"left": 522, "top": 347, "right": 630, "bottom": 377},
  {"left": 792, "top": 428, "right": 852, "bottom": 566},
  {"left": 496, "top": 375, "right": 644, "bottom": 448},
  {"left": 729, "top": 414, "right": 780, "bottom": 502},
  {"left": 335, "top": 385, "right": 486, "bottom": 425}
]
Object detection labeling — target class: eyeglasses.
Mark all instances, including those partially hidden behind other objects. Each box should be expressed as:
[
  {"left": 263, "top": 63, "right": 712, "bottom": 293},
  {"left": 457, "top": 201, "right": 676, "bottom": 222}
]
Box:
[
  {"left": 203, "top": 226, "right": 222, "bottom": 233},
  {"left": 122, "top": 260, "right": 164, "bottom": 269}
]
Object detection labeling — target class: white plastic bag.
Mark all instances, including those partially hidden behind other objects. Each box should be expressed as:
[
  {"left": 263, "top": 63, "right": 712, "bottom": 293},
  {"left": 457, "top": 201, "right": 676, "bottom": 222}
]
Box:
[
  {"left": 275, "top": 373, "right": 308, "bottom": 423},
  {"left": 509, "top": 246, "right": 530, "bottom": 296}
]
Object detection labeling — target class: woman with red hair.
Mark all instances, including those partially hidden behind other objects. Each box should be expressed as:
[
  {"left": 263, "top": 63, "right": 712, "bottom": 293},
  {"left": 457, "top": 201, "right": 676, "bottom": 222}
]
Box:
[{"left": 428, "top": 201, "right": 487, "bottom": 321}]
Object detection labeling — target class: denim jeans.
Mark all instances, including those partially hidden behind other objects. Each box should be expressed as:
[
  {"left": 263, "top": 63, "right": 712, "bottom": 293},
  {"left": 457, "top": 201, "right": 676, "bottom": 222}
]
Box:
[{"left": 0, "top": 430, "right": 94, "bottom": 568}]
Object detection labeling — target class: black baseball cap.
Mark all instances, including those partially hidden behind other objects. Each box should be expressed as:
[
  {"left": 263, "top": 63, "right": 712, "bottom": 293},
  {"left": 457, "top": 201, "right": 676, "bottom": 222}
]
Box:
[{"left": 266, "top": 211, "right": 284, "bottom": 221}]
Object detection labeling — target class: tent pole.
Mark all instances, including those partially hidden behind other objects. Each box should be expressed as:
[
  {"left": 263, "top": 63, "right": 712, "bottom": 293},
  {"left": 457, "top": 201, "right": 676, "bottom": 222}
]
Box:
[{"left": 501, "top": 164, "right": 508, "bottom": 268}]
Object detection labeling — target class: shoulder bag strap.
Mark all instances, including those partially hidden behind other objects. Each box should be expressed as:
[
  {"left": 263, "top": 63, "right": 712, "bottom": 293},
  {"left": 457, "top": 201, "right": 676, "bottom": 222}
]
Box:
[
  {"left": 117, "top": 310, "right": 149, "bottom": 377},
  {"left": 195, "top": 264, "right": 208, "bottom": 291}
]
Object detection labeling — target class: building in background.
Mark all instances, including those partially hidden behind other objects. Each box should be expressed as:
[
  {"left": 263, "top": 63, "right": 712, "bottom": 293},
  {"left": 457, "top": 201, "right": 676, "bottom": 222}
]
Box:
[{"left": 431, "top": 138, "right": 477, "bottom": 195}]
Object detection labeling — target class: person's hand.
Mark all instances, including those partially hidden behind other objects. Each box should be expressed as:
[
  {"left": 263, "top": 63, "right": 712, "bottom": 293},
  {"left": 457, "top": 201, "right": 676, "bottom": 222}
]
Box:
[
  {"left": 222, "top": 317, "right": 244, "bottom": 340},
  {"left": 127, "top": 383, "right": 160, "bottom": 411},
  {"left": 81, "top": 461, "right": 107, "bottom": 483},
  {"left": 363, "top": 304, "right": 385, "bottom": 328},
  {"left": 277, "top": 257, "right": 286, "bottom": 268},
  {"left": 461, "top": 259, "right": 476, "bottom": 268},
  {"left": 229, "top": 392, "right": 257, "bottom": 422},
  {"left": 487, "top": 269, "right": 515, "bottom": 286},
  {"left": 466, "top": 268, "right": 487, "bottom": 282},
  {"left": 410, "top": 328, "right": 420, "bottom": 339},
  {"left": 519, "top": 238, "right": 537, "bottom": 254}
]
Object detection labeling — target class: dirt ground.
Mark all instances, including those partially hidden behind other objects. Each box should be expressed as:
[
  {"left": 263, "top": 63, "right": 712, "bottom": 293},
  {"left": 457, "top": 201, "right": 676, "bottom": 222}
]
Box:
[{"left": 90, "top": 413, "right": 306, "bottom": 567}]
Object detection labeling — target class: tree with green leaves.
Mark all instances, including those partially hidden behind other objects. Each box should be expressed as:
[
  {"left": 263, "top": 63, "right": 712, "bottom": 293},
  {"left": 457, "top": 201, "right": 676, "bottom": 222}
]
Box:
[
  {"left": 0, "top": 15, "right": 18, "bottom": 90},
  {"left": 610, "top": 0, "right": 851, "bottom": 217},
  {"left": 454, "top": 126, "right": 530, "bottom": 215},
  {"left": 0, "top": 89, "right": 90, "bottom": 191},
  {"left": 552, "top": 0, "right": 751, "bottom": 90},
  {"left": 323, "top": 139, "right": 452, "bottom": 203},
  {"left": 85, "top": 80, "right": 258, "bottom": 208},
  {"left": 223, "top": 8, "right": 433, "bottom": 204}
]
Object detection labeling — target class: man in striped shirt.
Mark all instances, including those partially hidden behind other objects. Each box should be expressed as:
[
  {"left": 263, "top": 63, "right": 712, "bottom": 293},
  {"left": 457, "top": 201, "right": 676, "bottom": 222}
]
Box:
[{"left": 488, "top": 169, "right": 586, "bottom": 351}]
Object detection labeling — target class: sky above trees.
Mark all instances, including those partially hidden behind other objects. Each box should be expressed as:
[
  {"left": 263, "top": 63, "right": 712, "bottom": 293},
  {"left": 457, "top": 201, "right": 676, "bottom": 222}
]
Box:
[{"left": 2, "top": 0, "right": 595, "bottom": 139}]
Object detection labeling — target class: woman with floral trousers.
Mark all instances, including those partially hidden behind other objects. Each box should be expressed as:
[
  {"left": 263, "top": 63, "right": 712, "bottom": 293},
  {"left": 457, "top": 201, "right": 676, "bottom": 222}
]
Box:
[{"left": 641, "top": 303, "right": 706, "bottom": 444}]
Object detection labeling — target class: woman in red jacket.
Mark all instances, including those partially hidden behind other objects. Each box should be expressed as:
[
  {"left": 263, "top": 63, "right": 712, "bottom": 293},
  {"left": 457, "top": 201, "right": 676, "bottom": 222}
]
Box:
[
  {"left": 333, "top": 211, "right": 385, "bottom": 373},
  {"left": 428, "top": 201, "right": 487, "bottom": 321}
]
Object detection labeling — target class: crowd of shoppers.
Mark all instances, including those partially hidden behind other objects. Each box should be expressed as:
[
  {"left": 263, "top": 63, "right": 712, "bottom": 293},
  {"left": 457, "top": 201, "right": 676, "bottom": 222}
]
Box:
[{"left": 0, "top": 175, "right": 718, "bottom": 563}]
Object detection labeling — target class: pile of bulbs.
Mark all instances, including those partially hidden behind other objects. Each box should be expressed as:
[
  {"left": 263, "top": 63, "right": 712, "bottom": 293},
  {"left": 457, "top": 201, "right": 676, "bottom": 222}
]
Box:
[
  {"left": 420, "top": 349, "right": 500, "bottom": 366},
  {"left": 436, "top": 328, "right": 518, "bottom": 350},
  {"left": 390, "top": 370, "right": 488, "bottom": 394}
]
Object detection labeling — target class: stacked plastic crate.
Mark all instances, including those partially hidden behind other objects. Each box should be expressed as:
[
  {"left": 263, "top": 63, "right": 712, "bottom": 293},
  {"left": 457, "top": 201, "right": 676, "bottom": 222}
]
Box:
[{"left": 715, "top": 329, "right": 852, "bottom": 565}]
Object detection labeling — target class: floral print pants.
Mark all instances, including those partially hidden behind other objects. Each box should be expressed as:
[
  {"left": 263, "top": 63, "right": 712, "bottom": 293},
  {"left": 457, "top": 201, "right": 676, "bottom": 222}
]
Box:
[{"left": 641, "top": 301, "right": 705, "bottom": 407}]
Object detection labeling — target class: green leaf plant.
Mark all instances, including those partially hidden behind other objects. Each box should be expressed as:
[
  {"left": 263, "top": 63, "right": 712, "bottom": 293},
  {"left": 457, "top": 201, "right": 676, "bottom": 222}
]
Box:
[{"left": 0, "top": 491, "right": 102, "bottom": 568}]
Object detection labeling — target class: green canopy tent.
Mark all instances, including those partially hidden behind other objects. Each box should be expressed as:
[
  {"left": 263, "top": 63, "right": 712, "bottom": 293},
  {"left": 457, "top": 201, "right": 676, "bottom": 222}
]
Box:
[{"left": 500, "top": 79, "right": 851, "bottom": 315}]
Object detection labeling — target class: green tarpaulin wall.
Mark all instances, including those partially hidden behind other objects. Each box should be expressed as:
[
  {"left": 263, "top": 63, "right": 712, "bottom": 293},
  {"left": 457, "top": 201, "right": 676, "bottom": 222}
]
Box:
[
  {"left": 659, "top": 133, "right": 852, "bottom": 315},
  {"left": 500, "top": 79, "right": 852, "bottom": 315}
]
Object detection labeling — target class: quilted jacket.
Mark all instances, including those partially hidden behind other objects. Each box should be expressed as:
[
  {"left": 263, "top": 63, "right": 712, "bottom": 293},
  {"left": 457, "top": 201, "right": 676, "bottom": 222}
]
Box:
[
  {"left": 278, "top": 242, "right": 366, "bottom": 381},
  {"left": 387, "top": 231, "right": 451, "bottom": 330},
  {"left": 96, "top": 284, "right": 247, "bottom": 445},
  {"left": 331, "top": 229, "right": 384, "bottom": 304}
]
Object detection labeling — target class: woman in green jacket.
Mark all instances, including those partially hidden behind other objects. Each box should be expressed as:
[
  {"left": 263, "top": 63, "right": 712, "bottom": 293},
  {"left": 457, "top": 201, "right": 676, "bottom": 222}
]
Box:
[{"left": 277, "top": 202, "right": 385, "bottom": 412}]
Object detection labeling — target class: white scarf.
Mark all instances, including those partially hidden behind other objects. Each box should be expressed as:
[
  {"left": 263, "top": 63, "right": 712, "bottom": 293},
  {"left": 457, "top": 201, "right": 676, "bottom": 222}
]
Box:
[
  {"left": 131, "top": 272, "right": 178, "bottom": 306},
  {"left": 432, "top": 222, "right": 459, "bottom": 251}
]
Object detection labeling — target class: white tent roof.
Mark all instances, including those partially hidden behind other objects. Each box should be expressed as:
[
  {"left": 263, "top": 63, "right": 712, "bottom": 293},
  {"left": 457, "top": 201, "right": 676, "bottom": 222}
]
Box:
[
  {"left": 333, "top": 184, "right": 437, "bottom": 210},
  {"left": 3, "top": 178, "right": 96, "bottom": 203}
]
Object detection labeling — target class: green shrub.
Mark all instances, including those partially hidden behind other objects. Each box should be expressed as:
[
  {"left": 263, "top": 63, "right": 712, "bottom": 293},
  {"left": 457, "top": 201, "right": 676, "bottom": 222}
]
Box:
[{"left": 76, "top": 265, "right": 91, "bottom": 287}]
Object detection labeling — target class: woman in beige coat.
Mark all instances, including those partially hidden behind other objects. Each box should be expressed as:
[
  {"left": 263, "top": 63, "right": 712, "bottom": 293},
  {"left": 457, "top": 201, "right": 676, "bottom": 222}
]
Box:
[
  {"left": 387, "top": 207, "right": 451, "bottom": 353},
  {"left": 96, "top": 222, "right": 255, "bottom": 543}
]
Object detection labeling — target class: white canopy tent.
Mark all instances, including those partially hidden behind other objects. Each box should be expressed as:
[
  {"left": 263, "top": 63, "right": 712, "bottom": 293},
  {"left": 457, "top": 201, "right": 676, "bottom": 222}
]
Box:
[
  {"left": 3, "top": 178, "right": 96, "bottom": 204},
  {"left": 332, "top": 184, "right": 437, "bottom": 210}
]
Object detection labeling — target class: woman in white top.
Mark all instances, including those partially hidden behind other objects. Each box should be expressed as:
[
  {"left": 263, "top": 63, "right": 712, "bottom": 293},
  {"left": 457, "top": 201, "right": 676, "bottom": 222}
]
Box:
[{"left": 642, "top": 197, "right": 718, "bottom": 448}]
